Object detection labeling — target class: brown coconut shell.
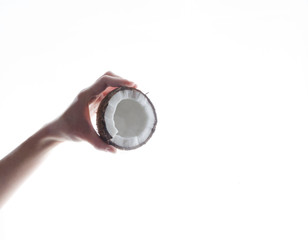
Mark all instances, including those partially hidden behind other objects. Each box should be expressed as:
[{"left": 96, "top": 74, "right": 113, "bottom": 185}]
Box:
[{"left": 96, "top": 86, "right": 157, "bottom": 150}]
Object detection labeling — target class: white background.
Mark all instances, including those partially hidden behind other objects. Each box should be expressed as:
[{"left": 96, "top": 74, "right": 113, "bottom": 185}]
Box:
[{"left": 1, "top": 0, "right": 308, "bottom": 239}]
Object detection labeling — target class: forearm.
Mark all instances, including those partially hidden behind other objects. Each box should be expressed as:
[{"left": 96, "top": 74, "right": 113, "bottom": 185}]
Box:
[
  {"left": 0, "top": 123, "right": 62, "bottom": 208},
  {"left": 0, "top": 72, "right": 135, "bottom": 209}
]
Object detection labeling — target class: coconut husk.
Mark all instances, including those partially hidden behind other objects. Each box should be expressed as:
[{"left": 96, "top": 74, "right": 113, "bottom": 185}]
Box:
[{"left": 96, "top": 86, "right": 157, "bottom": 150}]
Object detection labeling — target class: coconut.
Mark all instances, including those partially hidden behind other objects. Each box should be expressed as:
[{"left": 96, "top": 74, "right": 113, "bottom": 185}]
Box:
[{"left": 96, "top": 87, "right": 157, "bottom": 150}]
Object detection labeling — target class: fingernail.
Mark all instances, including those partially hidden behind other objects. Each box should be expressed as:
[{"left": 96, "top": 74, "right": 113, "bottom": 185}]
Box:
[{"left": 106, "top": 147, "right": 116, "bottom": 153}]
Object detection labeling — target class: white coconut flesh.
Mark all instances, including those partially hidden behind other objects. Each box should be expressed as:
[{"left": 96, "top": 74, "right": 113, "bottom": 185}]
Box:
[{"left": 104, "top": 89, "right": 156, "bottom": 149}]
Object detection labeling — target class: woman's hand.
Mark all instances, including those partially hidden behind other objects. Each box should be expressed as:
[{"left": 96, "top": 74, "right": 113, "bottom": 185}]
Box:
[
  {"left": 0, "top": 71, "right": 135, "bottom": 208},
  {"left": 48, "top": 71, "right": 137, "bottom": 153}
]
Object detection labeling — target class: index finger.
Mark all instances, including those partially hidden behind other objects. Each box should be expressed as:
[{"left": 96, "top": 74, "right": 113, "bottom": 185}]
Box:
[{"left": 87, "top": 75, "right": 135, "bottom": 97}]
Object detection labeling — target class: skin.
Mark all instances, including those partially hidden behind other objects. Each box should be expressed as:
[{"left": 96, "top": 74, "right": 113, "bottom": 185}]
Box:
[{"left": 0, "top": 71, "right": 136, "bottom": 209}]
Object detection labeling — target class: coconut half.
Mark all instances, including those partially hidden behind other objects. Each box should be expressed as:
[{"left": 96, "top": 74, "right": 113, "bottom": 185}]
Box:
[{"left": 96, "top": 87, "right": 157, "bottom": 150}]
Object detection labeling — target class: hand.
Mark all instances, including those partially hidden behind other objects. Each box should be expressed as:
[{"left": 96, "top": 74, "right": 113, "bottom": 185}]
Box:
[{"left": 48, "top": 71, "right": 137, "bottom": 153}]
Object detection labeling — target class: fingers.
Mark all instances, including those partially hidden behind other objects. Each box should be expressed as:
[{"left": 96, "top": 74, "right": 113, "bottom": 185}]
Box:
[
  {"left": 102, "top": 86, "right": 117, "bottom": 97},
  {"left": 79, "top": 103, "right": 117, "bottom": 153},
  {"left": 104, "top": 71, "right": 122, "bottom": 78},
  {"left": 85, "top": 127, "right": 117, "bottom": 153},
  {"left": 104, "top": 72, "right": 138, "bottom": 89},
  {"left": 104, "top": 75, "right": 135, "bottom": 88},
  {"left": 87, "top": 74, "right": 136, "bottom": 97},
  {"left": 74, "top": 71, "right": 137, "bottom": 154}
]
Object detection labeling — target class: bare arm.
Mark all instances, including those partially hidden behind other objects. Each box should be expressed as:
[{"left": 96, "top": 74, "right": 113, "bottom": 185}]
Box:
[
  {"left": 0, "top": 125, "right": 61, "bottom": 208},
  {"left": 0, "top": 71, "right": 136, "bottom": 209}
]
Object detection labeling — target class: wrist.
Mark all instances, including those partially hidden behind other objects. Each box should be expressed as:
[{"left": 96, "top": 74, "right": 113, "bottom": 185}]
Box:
[{"left": 41, "top": 119, "right": 68, "bottom": 143}]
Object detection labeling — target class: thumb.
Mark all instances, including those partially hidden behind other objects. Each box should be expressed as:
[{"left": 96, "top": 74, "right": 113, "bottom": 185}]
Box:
[{"left": 85, "top": 127, "right": 117, "bottom": 153}]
